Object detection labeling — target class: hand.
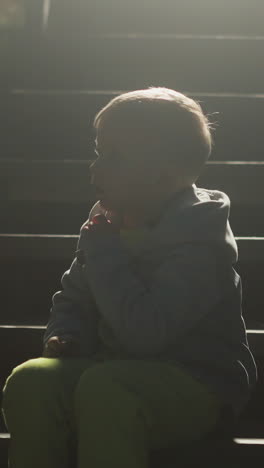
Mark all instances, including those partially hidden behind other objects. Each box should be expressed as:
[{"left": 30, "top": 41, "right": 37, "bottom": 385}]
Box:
[
  {"left": 105, "top": 210, "right": 124, "bottom": 230},
  {"left": 83, "top": 213, "right": 122, "bottom": 234},
  {"left": 42, "top": 335, "right": 81, "bottom": 358}
]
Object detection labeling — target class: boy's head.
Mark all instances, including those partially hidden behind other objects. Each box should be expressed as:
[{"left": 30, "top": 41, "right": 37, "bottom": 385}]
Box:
[{"left": 89, "top": 87, "right": 215, "bottom": 227}]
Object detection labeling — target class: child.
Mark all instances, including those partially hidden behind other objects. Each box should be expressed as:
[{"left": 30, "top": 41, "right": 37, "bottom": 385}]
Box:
[{"left": 2, "top": 87, "right": 257, "bottom": 468}]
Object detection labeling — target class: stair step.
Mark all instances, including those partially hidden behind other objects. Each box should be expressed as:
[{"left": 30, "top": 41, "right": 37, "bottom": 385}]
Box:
[
  {"left": 2, "top": 233, "right": 264, "bottom": 262},
  {"left": 1, "top": 409, "right": 264, "bottom": 439},
  {"left": 0, "top": 236, "right": 264, "bottom": 325},
  {"left": 2, "top": 200, "right": 264, "bottom": 238},
  {"left": 47, "top": 0, "right": 264, "bottom": 36},
  {"left": 0, "top": 435, "right": 8, "bottom": 468},
  {"left": 2, "top": 92, "right": 264, "bottom": 162},
  {"left": 0, "top": 327, "right": 263, "bottom": 434},
  {"left": 6, "top": 35, "right": 264, "bottom": 92},
  {"left": 2, "top": 160, "right": 264, "bottom": 236},
  {"left": 0, "top": 326, "right": 262, "bottom": 364},
  {"left": 1, "top": 433, "right": 264, "bottom": 468},
  {"left": 2, "top": 160, "right": 264, "bottom": 205}
]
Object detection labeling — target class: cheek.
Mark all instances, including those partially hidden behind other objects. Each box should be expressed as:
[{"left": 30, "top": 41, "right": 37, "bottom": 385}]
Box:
[
  {"left": 116, "top": 166, "right": 138, "bottom": 190},
  {"left": 112, "top": 163, "right": 151, "bottom": 199}
]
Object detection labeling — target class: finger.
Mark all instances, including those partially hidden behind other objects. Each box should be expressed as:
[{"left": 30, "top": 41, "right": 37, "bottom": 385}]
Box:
[
  {"left": 48, "top": 341, "right": 67, "bottom": 351},
  {"left": 84, "top": 223, "right": 112, "bottom": 233},
  {"left": 59, "top": 336, "right": 79, "bottom": 344},
  {"left": 92, "top": 214, "right": 109, "bottom": 224}
]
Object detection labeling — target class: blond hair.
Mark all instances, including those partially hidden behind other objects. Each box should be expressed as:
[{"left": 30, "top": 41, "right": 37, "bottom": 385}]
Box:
[{"left": 93, "top": 87, "right": 217, "bottom": 183}]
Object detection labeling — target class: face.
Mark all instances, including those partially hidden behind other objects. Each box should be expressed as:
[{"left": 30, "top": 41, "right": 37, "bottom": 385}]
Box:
[{"left": 89, "top": 120, "right": 171, "bottom": 219}]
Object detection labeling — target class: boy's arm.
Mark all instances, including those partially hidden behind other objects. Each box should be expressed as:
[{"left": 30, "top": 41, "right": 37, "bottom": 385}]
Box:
[
  {"left": 42, "top": 255, "right": 100, "bottom": 356},
  {"left": 79, "top": 228, "right": 228, "bottom": 357},
  {"left": 43, "top": 202, "right": 105, "bottom": 355}
]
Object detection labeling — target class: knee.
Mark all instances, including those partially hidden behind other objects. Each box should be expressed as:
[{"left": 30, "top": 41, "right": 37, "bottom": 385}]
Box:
[
  {"left": 74, "top": 361, "right": 139, "bottom": 414},
  {"left": 74, "top": 361, "right": 117, "bottom": 398},
  {"left": 2, "top": 358, "right": 61, "bottom": 410}
]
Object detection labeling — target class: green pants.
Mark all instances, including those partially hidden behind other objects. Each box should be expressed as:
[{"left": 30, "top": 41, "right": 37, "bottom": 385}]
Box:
[{"left": 1, "top": 353, "right": 224, "bottom": 468}]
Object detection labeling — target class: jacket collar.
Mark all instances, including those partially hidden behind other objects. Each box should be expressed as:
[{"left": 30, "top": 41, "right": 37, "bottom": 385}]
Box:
[{"left": 146, "top": 184, "right": 198, "bottom": 228}]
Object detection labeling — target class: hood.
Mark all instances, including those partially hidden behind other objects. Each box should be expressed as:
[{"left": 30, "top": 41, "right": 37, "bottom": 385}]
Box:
[
  {"left": 88, "top": 183, "right": 238, "bottom": 265},
  {"left": 148, "top": 183, "right": 238, "bottom": 265}
]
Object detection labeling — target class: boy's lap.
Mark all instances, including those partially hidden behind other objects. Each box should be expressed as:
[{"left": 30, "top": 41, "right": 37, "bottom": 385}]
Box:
[
  {"left": 80, "top": 359, "right": 222, "bottom": 446},
  {"left": 4, "top": 356, "right": 223, "bottom": 447}
]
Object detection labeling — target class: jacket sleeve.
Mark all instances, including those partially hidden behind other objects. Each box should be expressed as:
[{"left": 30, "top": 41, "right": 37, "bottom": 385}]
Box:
[
  {"left": 42, "top": 255, "right": 101, "bottom": 356},
  {"left": 42, "top": 202, "right": 104, "bottom": 355}
]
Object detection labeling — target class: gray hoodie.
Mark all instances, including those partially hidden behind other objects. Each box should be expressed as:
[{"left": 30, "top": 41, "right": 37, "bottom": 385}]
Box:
[{"left": 43, "top": 184, "right": 258, "bottom": 417}]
